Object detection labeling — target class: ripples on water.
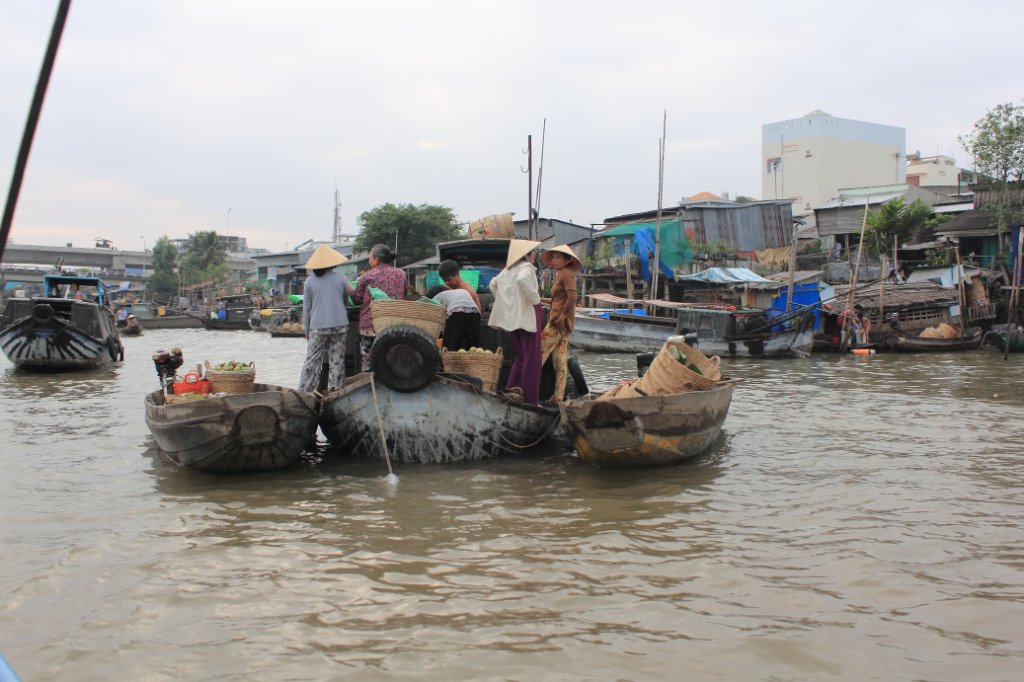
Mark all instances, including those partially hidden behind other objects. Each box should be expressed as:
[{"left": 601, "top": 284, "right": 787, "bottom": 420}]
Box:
[{"left": 1, "top": 329, "right": 1022, "bottom": 680}]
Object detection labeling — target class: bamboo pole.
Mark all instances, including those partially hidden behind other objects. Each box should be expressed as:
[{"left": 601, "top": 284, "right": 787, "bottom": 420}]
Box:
[
  {"left": 1005, "top": 228, "right": 1023, "bottom": 360},
  {"left": 650, "top": 110, "right": 667, "bottom": 308},
  {"left": 840, "top": 199, "right": 871, "bottom": 351},
  {"left": 953, "top": 238, "right": 967, "bottom": 338},
  {"left": 785, "top": 219, "right": 798, "bottom": 311}
]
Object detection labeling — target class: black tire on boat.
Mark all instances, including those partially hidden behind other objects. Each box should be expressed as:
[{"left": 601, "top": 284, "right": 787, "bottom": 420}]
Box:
[
  {"left": 540, "top": 356, "right": 588, "bottom": 400},
  {"left": 370, "top": 324, "right": 440, "bottom": 393},
  {"left": 106, "top": 335, "right": 120, "bottom": 361},
  {"left": 32, "top": 303, "right": 54, "bottom": 323}
]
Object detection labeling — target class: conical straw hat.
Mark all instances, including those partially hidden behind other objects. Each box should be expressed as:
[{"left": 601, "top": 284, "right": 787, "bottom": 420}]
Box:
[
  {"left": 505, "top": 239, "right": 542, "bottom": 268},
  {"left": 540, "top": 244, "right": 581, "bottom": 271},
  {"left": 303, "top": 244, "right": 348, "bottom": 270}
]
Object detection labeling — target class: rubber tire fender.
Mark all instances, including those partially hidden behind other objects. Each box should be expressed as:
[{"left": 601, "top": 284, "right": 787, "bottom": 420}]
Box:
[
  {"left": 369, "top": 324, "right": 440, "bottom": 393},
  {"left": 567, "top": 356, "right": 588, "bottom": 397},
  {"left": 106, "top": 335, "right": 121, "bottom": 361},
  {"left": 32, "top": 303, "right": 55, "bottom": 324}
]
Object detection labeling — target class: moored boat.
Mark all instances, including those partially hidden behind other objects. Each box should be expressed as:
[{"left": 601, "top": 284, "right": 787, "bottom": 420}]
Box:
[
  {"left": 144, "top": 384, "right": 319, "bottom": 473},
  {"left": 889, "top": 326, "right": 984, "bottom": 352},
  {"left": 319, "top": 372, "right": 560, "bottom": 463},
  {"left": 0, "top": 274, "right": 123, "bottom": 371},
  {"left": 560, "top": 380, "right": 738, "bottom": 468},
  {"left": 983, "top": 325, "right": 1024, "bottom": 353}
]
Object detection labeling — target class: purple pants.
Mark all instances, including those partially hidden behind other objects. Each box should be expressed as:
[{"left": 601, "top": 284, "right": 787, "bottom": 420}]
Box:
[{"left": 507, "top": 304, "right": 543, "bottom": 405}]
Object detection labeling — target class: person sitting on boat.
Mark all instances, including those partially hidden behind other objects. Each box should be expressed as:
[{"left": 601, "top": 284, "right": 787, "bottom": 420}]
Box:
[
  {"left": 351, "top": 244, "right": 407, "bottom": 372},
  {"left": 125, "top": 314, "right": 139, "bottom": 330},
  {"left": 489, "top": 239, "right": 543, "bottom": 405},
  {"left": 298, "top": 245, "right": 353, "bottom": 393},
  {"left": 116, "top": 306, "right": 129, "bottom": 326},
  {"left": 539, "top": 244, "right": 581, "bottom": 402},
  {"left": 65, "top": 282, "right": 86, "bottom": 301},
  {"left": 427, "top": 281, "right": 482, "bottom": 354}
]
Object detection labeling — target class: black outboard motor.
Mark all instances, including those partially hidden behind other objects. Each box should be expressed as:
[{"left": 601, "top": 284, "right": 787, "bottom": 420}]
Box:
[{"left": 152, "top": 347, "right": 184, "bottom": 394}]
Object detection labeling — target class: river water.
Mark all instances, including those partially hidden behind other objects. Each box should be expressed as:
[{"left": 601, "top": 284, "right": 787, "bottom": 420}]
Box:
[{"left": 1, "top": 327, "right": 1022, "bottom": 681}]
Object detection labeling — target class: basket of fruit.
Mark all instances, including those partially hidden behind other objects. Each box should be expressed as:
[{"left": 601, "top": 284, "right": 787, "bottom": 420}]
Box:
[
  {"left": 205, "top": 360, "right": 256, "bottom": 394},
  {"left": 371, "top": 299, "right": 445, "bottom": 338},
  {"left": 441, "top": 347, "right": 503, "bottom": 392}
]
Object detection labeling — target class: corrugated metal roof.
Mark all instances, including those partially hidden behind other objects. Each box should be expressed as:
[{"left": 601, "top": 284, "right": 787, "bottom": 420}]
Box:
[{"left": 933, "top": 209, "right": 997, "bottom": 237}]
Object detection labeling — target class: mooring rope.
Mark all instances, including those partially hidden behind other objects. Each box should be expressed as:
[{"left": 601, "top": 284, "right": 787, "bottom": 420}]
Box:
[{"left": 369, "top": 373, "right": 396, "bottom": 476}]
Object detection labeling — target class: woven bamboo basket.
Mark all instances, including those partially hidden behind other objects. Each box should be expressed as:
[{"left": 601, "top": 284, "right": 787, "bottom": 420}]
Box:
[
  {"left": 442, "top": 347, "right": 503, "bottom": 392},
  {"left": 371, "top": 299, "right": 445, "bottom": 338},
  {"left": 634, "top": 340, "right": 720, "bottom": 394},
  {"left": 204, "top": 360, "right": 256, "bottom": 394}
]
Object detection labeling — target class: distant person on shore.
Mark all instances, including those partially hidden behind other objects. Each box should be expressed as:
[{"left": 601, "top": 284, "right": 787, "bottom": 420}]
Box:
[
  {"left": 539, "top": 244, "right": 581, "bottom": 401},
  {"left": 298, "top": 245, "right": 353, "bottom": 393},
  {"left": 351, "top": 244, "right": 407, "bottom": 372},
  {"left": 488, "top": 239, "right": 543, "bottom": 404},
  {"left": 832, "top": 242, "right": 843, "bottom": 261},
  {"left": 840, "top": 303, "right": 871, "bottom": 346}
]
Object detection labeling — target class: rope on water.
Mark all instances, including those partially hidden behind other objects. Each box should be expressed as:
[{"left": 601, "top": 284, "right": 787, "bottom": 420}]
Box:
[{"left": 369, "top": 373, "right": 396, "bottom": 476}]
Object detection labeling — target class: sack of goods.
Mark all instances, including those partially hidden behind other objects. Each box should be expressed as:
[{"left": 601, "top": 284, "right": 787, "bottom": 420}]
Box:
[{"left": 597, "top": 337, "right": 720, "bottom": 400}]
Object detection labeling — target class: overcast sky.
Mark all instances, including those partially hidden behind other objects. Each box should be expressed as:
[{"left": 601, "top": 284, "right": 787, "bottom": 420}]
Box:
[{"left": 2, "top": 0, "right": 1021, "bottom": 253}]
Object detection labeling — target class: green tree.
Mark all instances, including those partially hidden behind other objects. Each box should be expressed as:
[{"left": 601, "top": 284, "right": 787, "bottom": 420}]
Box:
[
  {"left": 356, "top": 203, "right": 462, "bottom": 267},
  {"left": 958, "top": 102, "right": 1024, "bottom": 182},
  {"left": 146, "top": 236, "right": 179, "bottom": 302},
  {"left": 180, "top": 230, "right": 228, "bottom": 285},
  {"left": 863, "top": 198, "right": 933, "bottom": 260}
]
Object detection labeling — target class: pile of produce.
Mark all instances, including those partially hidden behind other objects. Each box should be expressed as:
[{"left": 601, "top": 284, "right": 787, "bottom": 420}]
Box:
[
  {"left": 211, "top": 361, "right": 253, "bottom": 372},
  {"left": 456, "top": 347, "right": 495, "bottom": 354},
  {"left": 278, "top": 322, "right": 304, "bottom": 331}
]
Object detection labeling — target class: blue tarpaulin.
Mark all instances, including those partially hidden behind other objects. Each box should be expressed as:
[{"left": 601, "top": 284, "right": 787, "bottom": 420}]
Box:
[
  {"left": 632, "top": 228, "right": 674, "bottom": 282},
  {"left": 676, "top": 267, "right": 774, "bottom": 284},
  {"left": 770, "top": 283, "right": 823, "bottom": 331}
]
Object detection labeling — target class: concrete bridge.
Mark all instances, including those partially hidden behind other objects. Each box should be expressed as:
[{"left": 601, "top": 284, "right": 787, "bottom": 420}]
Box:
[{"left": 1, "top": 243, "right": 255, "bottom": 286}]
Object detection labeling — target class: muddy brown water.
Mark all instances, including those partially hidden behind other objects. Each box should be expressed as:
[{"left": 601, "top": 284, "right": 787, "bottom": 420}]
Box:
[{"left": 1, "top": 328, "right": 1022, "bottom": 681}]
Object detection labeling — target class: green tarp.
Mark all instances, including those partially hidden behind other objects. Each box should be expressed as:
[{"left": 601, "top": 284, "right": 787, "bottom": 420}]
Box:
[{"left": 598, "top": 218, "right": 692, "bottom": 270}]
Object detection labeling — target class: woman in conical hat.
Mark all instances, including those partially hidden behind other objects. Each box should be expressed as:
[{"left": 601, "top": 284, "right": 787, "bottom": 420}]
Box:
[
  {"left": 488, "top": 239, "right": 543, "bottom": 404},
  {"left": 538, "top": 244, "right": 581, "bottom": 401},
  {"left": 298, "top": 245, "right": 353, "bottom": 392}
]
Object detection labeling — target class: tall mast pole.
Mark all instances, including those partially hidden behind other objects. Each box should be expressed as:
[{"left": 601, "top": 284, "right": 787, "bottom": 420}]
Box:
[{"left": 651, "top": 110, "right": 666, "bottom": 303}]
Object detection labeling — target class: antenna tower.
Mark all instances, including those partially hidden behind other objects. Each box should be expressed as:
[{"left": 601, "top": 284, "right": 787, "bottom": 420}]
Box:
[{"left": 333, "top": 187, "right": 343, "bottom": 243}]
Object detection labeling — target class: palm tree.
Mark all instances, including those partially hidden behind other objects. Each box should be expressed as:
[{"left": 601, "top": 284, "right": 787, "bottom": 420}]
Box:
[{"left": 863, "top": 198, "right": 933, "bottom": 266}]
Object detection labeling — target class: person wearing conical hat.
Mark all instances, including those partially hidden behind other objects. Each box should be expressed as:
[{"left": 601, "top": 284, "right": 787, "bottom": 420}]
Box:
[
  {"left": 298, "top": 244, "right": 353, "bottom": 392},
  {"left": 539, "top": 244, "right": 581, "bottom": 401},
  {"left": 488, "top": 239, "right": 543, "bottom": 404}
]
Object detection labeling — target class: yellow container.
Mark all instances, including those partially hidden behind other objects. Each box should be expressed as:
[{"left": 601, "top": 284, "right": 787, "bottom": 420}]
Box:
[{"left": 157, "top": 306, "right": 166, "bottom": 316}]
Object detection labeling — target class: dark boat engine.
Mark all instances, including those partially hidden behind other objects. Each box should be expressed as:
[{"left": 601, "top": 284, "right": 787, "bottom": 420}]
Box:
[{"left": 152, "top": 347, "right": 184, "bottom": 394}]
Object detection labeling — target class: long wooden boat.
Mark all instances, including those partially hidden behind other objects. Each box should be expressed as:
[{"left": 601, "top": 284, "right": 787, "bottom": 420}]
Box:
[
  {"left": 319, "top": 372, "right": 560, "bottom": 463},
  {"left": 560, "top": 380, "right": 738, "bottom": 468},
  {"left": 889, "top": 326, "right": 984, "bottom": 352},
  {"left": 983, "top": 326, "right": 1024, "bottom": 353},
  {"left": 144, "top": 384, "right": 319, "bottom": 473},
  {"left": 570, "top": 309, "right": 680, "bottom": 353},
  {"left": 0, "top": 274, "right": 123, "bottom": 370}
]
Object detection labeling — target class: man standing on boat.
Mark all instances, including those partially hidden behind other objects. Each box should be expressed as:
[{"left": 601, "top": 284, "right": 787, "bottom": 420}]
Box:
[{"left": 539, "top": 244, "right": 581, "bottom": 402}]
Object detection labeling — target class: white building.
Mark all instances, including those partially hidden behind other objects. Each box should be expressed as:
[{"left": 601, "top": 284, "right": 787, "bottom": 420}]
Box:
[
  {"left": 904, "top": 153, "right": 979, "bottom": 191},
  {"left": 761, "top": 110, "right": 906, "bottom": 218}
]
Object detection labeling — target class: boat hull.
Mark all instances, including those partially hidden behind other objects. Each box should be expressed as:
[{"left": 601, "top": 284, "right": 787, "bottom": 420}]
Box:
[
  {"left": 570, "top": 312, "right": 678, "bottom": 353},
  {"left": 691, "top": 327, "right": 813, "bottom": 358},
  {"left": 140, "top": 314, "right": 205, "bottom": 329},
  {"left": 889, "top": 327, "right": 984, "bottom": 352},
  {"left": 983, "top": 328, "right": 1024, "bottom": 353},
  {"left": 560, "top": 381, "right": 736, "bottom": 467},
  {"left": 0, "top": 300, "right": 120, "bottom": 370},
  {"left": 319, "top": 373, "right": 560, "bottom": 463},
  {"left": 144, "top": 384, "right": 319, "bottom": 473}
]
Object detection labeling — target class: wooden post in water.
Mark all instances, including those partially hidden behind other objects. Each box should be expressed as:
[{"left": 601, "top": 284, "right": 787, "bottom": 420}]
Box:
[
  {"left": 841, "top": 199, "right": 871, "bottom": 351},
  {"left": 1006, "top": 228, "right": 1024, "bottom": 360},
  {"left": 953, "top": 238, "right": 967, "bottom": 338}
]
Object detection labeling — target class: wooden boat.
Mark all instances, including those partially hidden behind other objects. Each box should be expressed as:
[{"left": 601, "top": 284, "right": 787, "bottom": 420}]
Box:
[
  {"left": 119, "top": 317, "right": 143, "bottom": 335},
  {"left": 560, "top": 380, "right": 738, "bottom": 468},
  {"left": 0, "top": 274, "right": 123, "bottom": 370},
  {"left": 983, "top": 325, "right": 1024, "bottom": 352},
  {"left": 144, "top": 384, "right": 319, "bottom": 473},
  {"left": 319, "top": 372, "right": 560, "bottom": 463},
  {"left": 206, "top": 294, "right": 259, "bottom": 330},
  {"left": 889, "top": 326, "right": 984, "bottom": 352},
  {"left": 268, "top": 324, "right": 305, "bottom": 338},
  {"left": 571, "top": 301, "right": 813, "bottom": 358}
]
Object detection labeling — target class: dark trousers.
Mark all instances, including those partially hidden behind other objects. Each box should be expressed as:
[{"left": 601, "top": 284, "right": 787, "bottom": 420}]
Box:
[
  {"left": 443, "top": 311, "right": 481, "bottom": 351},
  {"left": 507, "top": 304, "right": 543, "bottom": 405}
]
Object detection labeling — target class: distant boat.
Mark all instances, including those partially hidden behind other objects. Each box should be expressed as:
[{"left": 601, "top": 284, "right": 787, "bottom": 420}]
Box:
[
  {"left": 206, "top": 294, "right": 258, "bottom": 330},
  {"left": 984, "top": 325, "right": 1024, "bottom": 353},
  {"left": 889, "top": 326, "right": 985, "bottom": 352},
  {"left": 0, "top": 274, "right": 123, "bottom": 370}
]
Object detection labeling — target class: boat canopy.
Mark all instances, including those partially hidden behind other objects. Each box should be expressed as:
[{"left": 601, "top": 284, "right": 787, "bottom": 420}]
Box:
[{"left": 42, "top": 274, "right": 111, "bottom": 304}]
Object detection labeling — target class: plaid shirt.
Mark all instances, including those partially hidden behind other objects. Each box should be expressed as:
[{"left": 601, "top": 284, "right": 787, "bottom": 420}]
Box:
[{"left": 353, "top": 264, "right": 407, "bottom": 333}]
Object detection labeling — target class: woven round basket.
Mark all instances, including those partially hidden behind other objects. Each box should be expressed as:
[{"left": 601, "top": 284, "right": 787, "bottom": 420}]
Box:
[
  {"left": 634, "top": 340, "right": 720, "bottom": 394},
  {"left": 371, "top": 299, "right": 445, "bottom": 338},
  {"left": 204, "top": 360, "right": 256, "bottom": 394},
  {"left": 441, "top": 347, "right": 503, "bottom": 392}
]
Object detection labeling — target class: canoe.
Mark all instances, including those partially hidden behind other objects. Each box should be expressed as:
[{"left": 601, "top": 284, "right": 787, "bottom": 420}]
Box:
[
  {"left": 268, "top": 325, "right": 305, "bottom": 338},
  {"left": 319, "top": 372, "right": 560, "bottom": 463},
  {"left": 889, "top": 326, "right": 984, "bottom": 352},
  {"left": 144, "top": 384, "right": 319, "bottom": 473},
  {"left": 559, "top": 380, "right": 738, "bottom": 468}
]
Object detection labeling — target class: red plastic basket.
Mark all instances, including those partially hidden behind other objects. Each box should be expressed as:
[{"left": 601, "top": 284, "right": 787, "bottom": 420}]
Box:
[{"left": 173, "top": 371, "right": 212, "bottom": 396}]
